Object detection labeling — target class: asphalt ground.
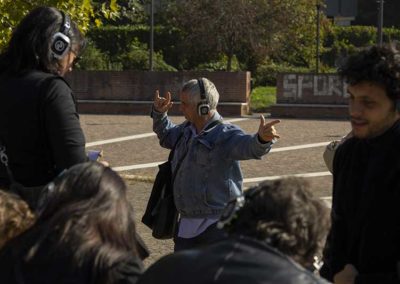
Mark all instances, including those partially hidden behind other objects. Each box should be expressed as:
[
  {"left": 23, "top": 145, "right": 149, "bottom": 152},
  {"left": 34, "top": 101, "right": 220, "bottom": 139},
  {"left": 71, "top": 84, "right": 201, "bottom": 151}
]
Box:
[{"left": 80, "top": 114, "right": 351, "bottom": 266}]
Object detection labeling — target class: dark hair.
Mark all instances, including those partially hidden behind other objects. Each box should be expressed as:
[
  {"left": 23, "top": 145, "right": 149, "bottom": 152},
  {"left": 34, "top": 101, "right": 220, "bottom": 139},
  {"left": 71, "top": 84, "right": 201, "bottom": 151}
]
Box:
[
  {"left": 25, "top": 162, "right": 139, "bottom": 282},
  {"left": 228, "top": 178, "right": 330, "bottom": 266},
  {"left": 0, "top": 6, "right": 85, "bottom": 75},
  {"left": 339, "top": 44, "right": 400, "bottom": 102}
]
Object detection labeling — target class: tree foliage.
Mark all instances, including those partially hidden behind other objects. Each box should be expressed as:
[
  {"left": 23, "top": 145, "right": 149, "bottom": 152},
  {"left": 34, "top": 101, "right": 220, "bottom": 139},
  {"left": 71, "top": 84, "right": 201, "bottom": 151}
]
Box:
[
  {"left": 0, "top": 0, "right": 119, "bottom": 51},
  {"left": 321, "top": 25, "right": 400, "bottom": 67},
  {"left": 164, "top": 0, "right": 322, "bottom": 71}
]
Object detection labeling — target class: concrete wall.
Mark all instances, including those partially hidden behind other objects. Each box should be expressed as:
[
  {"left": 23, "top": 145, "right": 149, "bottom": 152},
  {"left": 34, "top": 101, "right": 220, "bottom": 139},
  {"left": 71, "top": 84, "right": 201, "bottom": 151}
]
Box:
[
  {"left": 277, "top": 73, "right": 348, "bottom": 104},
  {"left": 271, "top": 73, "right": 349, "bottom": 119},
  {"left": 65, "top": 71, "right": 251, "bottom": 116}
]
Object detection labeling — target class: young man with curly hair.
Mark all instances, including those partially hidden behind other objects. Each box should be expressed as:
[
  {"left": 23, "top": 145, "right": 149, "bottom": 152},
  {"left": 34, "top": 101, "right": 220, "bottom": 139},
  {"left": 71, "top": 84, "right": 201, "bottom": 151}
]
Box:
[{"left": 320, "top": 45, "right": 400, "bottom": 284}]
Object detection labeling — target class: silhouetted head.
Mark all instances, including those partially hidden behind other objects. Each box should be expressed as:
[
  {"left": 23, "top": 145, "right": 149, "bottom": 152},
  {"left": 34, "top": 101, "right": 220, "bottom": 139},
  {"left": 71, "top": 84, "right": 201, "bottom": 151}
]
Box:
[{"left": 219, "top": 177, "right": 330, "bottom": 268}]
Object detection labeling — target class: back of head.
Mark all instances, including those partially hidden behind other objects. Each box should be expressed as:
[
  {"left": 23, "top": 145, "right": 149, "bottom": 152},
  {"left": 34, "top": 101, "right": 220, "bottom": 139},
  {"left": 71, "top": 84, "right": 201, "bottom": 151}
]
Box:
[
  {"left": 339, "top": 44, "right": 400, "bottom": 103},
  {"left": 224, "top": 177, "right": 330, "bottom": 267},
  {"left": 0, "top": 190, "right": 35, "bottom": 249},
  {"left": 0, "top": 6, "right": 85, "bottom": 75},
  {"left": 181, "top": 77, "right": 220, "bottom": 111},
  {"left": 25, "top": 162, "right": 139, "bottom": 279}
]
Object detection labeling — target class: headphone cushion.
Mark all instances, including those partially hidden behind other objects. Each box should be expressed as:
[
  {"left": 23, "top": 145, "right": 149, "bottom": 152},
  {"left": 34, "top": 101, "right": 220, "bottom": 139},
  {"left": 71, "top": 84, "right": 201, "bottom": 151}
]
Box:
[
  {"left": 51, "top": 32, "right": 70, "bottom": 58},
  {"left": 198, "top": 103, "right": 210, "bottom": 116}
]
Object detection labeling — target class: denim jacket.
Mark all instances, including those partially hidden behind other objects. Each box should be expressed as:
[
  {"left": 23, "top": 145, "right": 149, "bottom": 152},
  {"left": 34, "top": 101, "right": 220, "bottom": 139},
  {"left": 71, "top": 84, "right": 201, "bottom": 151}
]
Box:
[{"left": 152, "top": 111, "right": 273, "bottom": 218}]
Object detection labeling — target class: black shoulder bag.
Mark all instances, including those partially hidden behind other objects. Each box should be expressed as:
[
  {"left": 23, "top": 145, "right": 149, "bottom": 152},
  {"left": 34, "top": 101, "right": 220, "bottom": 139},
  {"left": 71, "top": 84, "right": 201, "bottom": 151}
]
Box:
[{"left": 141, "top": 129, "right": 187, "bottom": 239}]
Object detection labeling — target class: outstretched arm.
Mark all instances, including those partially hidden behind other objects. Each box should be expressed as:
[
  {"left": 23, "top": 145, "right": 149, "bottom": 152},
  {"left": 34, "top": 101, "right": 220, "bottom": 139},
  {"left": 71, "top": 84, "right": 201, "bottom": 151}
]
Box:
[{"left": 221, "top": 115, "right": 281, "bottom": 160}]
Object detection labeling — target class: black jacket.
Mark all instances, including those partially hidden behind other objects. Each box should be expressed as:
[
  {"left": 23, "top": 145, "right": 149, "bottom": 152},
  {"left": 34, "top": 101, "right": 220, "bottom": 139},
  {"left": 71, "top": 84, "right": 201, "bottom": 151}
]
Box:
[
  {"left": 0, "top": 70, "right": 86, "bottom": 187},
  {"left": 138, "top": 236, "right": 329, "bottom": 284},
  {"left": 321, "top": 120, "right": 400, "bottom": 284}
]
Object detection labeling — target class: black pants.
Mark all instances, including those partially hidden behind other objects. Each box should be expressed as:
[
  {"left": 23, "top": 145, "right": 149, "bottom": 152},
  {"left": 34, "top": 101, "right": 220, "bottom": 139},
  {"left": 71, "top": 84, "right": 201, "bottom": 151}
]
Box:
[{"left": 173, "top": 222, "right": 227, "bottom": 252}]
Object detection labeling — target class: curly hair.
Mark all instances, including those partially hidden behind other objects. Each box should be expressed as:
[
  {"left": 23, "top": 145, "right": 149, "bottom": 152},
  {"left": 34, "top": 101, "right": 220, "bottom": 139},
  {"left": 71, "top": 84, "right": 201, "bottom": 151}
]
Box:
[
  {"left": 228, "top": 178, "right": 330, "bottom": 267},
  {"left": 0, "top": 190, "right": 36, "bottom": 249},
  {"left": 339, "top": 44, "right": 400, "bottom": 103}
]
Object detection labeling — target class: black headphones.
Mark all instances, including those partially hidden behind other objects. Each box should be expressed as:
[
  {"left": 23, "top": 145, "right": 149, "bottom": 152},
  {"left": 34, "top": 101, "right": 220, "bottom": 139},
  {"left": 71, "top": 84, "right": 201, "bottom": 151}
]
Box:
[
  {"left": 50, "top": 11, "right": 71, "bottom": 59},
  {"left": 197, "top": 78, "right": 210, "bottom": 116}
]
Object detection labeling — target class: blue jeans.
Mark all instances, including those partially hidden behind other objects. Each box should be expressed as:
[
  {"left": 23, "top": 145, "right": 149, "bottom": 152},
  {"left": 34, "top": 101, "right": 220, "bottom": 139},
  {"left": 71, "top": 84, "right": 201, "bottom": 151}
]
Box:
[{"left": 173, "top": 222, "right": 227, "bottom": 252}]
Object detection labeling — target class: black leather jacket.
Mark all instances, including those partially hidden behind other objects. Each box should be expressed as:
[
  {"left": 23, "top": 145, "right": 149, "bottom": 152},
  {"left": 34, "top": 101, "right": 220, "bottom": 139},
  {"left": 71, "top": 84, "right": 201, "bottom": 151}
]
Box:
[{"left": 138, "top": 236, "right": 330, "bottom": 284}]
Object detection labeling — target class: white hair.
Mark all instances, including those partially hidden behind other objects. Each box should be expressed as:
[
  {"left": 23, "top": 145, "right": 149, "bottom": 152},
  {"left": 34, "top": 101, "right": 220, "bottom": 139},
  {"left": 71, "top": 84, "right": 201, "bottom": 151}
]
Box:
[{"left": 180, "top": 77, "right": 219, "bottom": 110}]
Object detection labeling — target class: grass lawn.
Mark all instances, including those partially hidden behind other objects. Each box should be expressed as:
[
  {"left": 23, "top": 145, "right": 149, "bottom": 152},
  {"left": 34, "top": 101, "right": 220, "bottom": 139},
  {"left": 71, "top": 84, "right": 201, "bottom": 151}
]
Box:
[{"left": 250, "top": 86, "right": 276, "bottom": 112}]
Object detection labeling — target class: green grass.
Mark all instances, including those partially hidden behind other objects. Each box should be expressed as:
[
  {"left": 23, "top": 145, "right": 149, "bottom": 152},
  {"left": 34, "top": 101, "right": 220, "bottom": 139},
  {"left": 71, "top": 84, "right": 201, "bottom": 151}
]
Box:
[{"left": 250, "top": 86, "right": 276, "bottom": 112}]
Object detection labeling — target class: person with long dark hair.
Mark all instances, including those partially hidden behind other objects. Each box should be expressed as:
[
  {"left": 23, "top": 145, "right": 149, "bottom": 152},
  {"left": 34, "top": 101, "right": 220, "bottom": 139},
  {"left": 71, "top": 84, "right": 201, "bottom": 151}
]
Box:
[
  {"left": 0, "top": 162, "right": 144, "bottom": 284},
  {"left": 0, "top": 6, "right": 87, "bottom": 208}
]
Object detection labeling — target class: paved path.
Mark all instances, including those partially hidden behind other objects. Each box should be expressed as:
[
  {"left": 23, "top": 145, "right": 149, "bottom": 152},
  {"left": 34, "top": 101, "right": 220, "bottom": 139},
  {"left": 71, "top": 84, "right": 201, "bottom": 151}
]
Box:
[{"left": 80, "top": 114, "right": 350, "bottom": 266}]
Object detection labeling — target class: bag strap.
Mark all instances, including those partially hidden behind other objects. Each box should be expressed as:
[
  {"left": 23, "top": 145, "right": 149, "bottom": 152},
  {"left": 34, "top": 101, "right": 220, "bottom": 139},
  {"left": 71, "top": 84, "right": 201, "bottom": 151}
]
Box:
[
  {"left": 0, "top": 139, "right": 16, "bottom": 184},
  {"left": 167, "top": 124, "right": 187, "bottom": 163},
  {"left": 168, "top": 123, "right": 188, "bottom": 184}
]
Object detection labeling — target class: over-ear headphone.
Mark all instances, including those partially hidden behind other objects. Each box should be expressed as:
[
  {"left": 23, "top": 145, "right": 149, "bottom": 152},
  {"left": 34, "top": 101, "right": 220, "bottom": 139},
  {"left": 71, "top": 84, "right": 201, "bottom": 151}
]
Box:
[
  {"left": 197, "top": 78, "right": 210, "bottom": 116},
  {"left": 50, "top": 11, "right": 71, "bottom": 59}
]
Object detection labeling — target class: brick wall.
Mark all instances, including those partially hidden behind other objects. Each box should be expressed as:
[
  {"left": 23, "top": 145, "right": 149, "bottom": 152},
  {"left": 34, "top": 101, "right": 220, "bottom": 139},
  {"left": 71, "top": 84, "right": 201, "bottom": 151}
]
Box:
[{"left": 65, "top": 71, "right": 251, "bottom": 116}]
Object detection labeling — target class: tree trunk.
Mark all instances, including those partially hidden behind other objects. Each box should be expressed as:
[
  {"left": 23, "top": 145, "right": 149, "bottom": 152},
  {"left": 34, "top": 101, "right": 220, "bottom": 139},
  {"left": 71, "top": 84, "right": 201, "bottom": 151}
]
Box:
[
  {"left": 227, "top": 54, "right": 232, "bottom": 71},
  {"left": 226, "top": 39, "right": 234, "bottom": 71}
]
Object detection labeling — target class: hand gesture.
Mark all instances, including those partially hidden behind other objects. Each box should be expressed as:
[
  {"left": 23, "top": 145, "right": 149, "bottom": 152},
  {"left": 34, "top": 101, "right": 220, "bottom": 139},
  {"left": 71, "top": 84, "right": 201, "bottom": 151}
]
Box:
[
  {"left": 258, "top": 115, "right": 280, "bottom": 143},
  {"left": 153, "top": 90, "right": 173, "bottom": 113}
]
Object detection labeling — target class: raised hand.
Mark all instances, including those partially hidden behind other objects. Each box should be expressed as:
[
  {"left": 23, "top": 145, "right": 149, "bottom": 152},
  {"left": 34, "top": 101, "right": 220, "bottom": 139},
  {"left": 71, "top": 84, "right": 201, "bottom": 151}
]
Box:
[
  {"left": 153, "top": 90, "right": 173, "bottom": 113},
  {"left": 258, "top": 115, "right": 281, "bottom": 143}
]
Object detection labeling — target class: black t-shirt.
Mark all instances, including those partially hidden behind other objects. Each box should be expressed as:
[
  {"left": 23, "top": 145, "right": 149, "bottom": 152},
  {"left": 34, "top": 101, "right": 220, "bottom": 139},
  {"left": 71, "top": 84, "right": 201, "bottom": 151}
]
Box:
[{"left": 0, "top": 70, "right": 86, "bottom": 186}]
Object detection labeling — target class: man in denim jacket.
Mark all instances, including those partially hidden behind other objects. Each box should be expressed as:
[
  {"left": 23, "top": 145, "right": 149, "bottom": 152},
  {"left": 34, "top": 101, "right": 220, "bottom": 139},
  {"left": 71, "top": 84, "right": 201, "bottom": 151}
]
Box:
[{"left": 152, "top": 77, "right": 280, "bottom": 251}]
